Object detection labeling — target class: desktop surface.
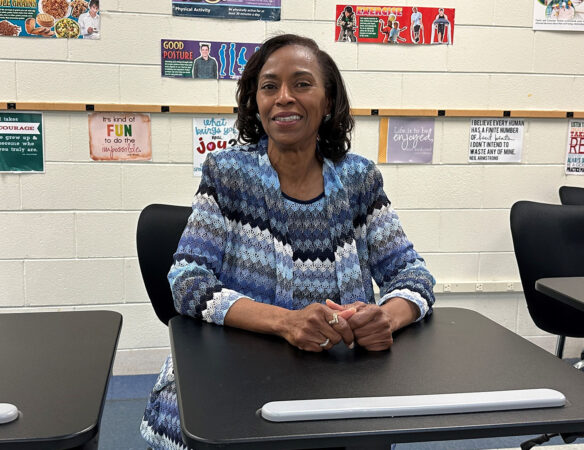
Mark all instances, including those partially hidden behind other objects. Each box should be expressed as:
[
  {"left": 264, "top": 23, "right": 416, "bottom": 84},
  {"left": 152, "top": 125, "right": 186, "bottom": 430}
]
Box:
[
  {"left": 536, "top": 277, "right": 584, "bottom": 313},
  {"left": 0, "top": 310, "right": 122, "bottom": 449},
  {"left": 171, "top": 307, "right": 584, "bottom": 450}
]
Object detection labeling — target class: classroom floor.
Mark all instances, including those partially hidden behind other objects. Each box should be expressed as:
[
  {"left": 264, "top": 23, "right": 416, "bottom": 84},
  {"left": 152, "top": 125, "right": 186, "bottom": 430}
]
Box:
[{"left": 99, "top": 367, "right": 584, "bottom": 450}]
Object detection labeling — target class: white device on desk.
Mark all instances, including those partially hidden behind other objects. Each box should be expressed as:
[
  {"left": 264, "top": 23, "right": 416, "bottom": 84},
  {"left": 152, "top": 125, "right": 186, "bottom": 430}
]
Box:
[
  {"left": 261, "top": 388, "right": 566, "bottom": 422},
  {"left": 0, "top": 404, "right": 18, "bottom": 424}
]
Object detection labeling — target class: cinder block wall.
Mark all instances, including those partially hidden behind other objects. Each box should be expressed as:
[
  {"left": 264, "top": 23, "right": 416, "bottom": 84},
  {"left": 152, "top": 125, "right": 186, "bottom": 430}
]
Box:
[{"left": 1, "top": 0, "right": 583, "bottom": 373}]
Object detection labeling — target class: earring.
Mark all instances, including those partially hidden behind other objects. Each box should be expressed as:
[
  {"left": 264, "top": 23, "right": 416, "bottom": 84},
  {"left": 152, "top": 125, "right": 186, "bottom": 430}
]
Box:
[
  {"left": 323, "top": 114, "right": 331, "bottom": 123},
  {"left": 255, "top": 112, "right": 261, "bottom": 121}
]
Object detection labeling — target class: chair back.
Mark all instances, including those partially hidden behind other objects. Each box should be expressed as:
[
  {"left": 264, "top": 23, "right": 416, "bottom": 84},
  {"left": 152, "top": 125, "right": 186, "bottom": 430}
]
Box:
[
  {"left": 510, "top": 201, "right": 584, "bottom": 337},
  {"left": 137, "top": 204, "right": 192, "bottom": 325},
  {"left": 559, "top": 186, "right": 584, "bottom": 205}
]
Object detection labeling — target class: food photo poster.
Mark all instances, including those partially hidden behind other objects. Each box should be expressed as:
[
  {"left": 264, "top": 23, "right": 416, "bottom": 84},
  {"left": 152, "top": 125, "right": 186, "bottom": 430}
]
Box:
[{"left": 0, "top": 0, "right": 100, "bottom": 39}]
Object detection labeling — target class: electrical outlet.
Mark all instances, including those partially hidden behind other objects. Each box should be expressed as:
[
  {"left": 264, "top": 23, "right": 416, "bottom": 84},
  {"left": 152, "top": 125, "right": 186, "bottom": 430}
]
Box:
[
  {"left": 507, "top": 282, "right": 514, "bottom": 291},
  {"left": 476, "top": 283, "right": 484, "bottom": 292},
  {"left": 444, "top": 283, "right": 452, "bottom": 293}
]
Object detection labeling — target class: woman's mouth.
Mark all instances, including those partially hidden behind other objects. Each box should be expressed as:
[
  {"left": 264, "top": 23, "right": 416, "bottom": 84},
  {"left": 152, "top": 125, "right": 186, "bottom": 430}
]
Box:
[{"left": 273, "top": 114, "right": 302, "bottom": 122}]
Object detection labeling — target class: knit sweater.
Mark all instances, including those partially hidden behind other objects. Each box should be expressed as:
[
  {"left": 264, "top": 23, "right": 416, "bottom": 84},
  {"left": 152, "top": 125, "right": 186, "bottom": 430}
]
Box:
[{"left": 140, "top": 137, "right": 435, "bottom": 449}]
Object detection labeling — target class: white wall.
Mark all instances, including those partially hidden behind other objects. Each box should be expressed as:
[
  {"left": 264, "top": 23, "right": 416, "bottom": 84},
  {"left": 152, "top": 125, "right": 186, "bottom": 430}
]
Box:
[{"left": 1, "top": 0, "right": 583, "bottom": 374}]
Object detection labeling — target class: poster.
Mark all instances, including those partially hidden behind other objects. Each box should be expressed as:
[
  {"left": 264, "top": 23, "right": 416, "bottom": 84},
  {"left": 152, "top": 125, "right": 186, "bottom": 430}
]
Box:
[
  {"left": 468, "top": 119, "right": 524, "bottom": 163},
  {"left": 0, "top": 0, "right": 101, "bottom": 39},
  {"left": 162, "top": 39, "right": 259, "bottom": 80},
  {"left": 334, "top": 5, "right": 455, "bottom": 44},
  {"left": 378, "top": 117, "right": 434, "bottom": 163},
  {"left": 0, "top": 112, "right": 44, "bottom": 173},
  {"left": 566, "top": 120, "right": 584, "bottom": 174},
  {"left": 172, "top": 0, "right": 280, "bottom": 21},
  {"left": 88, "top": 113, "right": 152, "bottom": 161},
  {"left": 193, "top": 116, "right": 238, "bottom": 175},
  {"left": 533, "top": 0, "right": 584, "bottom": 31}
]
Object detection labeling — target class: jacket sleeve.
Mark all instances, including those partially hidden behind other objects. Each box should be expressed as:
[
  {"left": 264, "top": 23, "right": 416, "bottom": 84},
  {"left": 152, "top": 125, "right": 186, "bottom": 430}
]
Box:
[
  {"left": 364, "top": 162, "right": 435, "bottom": 320},
  {"left": 168, "top": 154, "right": 247, "bottom": 325}
]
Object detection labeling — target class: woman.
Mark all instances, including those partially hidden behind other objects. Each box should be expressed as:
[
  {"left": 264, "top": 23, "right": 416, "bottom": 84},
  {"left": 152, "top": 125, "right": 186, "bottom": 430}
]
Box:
[{"left": 141, "top": 34, "right": 435, "bottom": 449}]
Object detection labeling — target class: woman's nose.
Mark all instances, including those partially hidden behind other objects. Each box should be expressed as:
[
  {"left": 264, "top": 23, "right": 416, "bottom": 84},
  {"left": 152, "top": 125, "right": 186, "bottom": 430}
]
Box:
[{"left": 276, "top": 84, "right": 294, "bottom": 104}]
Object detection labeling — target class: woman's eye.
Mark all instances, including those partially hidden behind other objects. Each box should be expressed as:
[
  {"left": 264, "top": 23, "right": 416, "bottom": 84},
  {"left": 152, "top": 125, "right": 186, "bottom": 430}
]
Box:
[
  {"left": 260, "top": 83, "right": 276, "bottom": 90},
  {"left": 297, "top": 81, "right": 311, "bottom": 88}
]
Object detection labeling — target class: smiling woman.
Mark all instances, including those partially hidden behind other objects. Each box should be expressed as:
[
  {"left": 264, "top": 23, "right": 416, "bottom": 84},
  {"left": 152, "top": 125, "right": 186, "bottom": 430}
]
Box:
[{"left": 140, "top": 33, "right": 435, "bottom": 450}]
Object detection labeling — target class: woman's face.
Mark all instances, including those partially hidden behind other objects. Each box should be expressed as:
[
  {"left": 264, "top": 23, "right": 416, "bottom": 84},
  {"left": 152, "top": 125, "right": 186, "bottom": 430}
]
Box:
[{"left": 256, "top": 44, "right": 329, "bottom": 153}]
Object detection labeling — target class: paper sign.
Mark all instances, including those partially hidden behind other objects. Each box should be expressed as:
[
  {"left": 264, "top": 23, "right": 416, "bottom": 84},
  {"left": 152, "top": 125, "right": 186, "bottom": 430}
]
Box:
[
  {"left": 193, "top": 116, "right": 238, "bottom": 175},
  {"left": 468, "top": 119, "right": 524, "bottom": 163},
  {"left": 378, "top": 117, "right": 434, "bottom": 164},
  {"left": 88, "top": 113, "right": 152, "bottom": 161},
  {"left": 172, "top": 0, "right": 281, "bottom": 21},
  {"left": 566, "top": 120, "right": 584, "bottom": 175},
  {"left": 335, "top": 5, "right": 455, "bottom": 44},
  {"left": 0, "top": 112, "right": 44, "bottom": 173},
  {"left": 533, "top": 0, "right": 584, "bottom": 31}
]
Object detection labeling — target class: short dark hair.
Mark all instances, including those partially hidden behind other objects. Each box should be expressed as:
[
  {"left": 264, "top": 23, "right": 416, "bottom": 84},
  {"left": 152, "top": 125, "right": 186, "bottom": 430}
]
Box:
[
  {"left": 235, "top": 34, "right": 354, "bottom": 162},
  {"left": 89, "top": 0, "right": 98, "bottom": 8}
]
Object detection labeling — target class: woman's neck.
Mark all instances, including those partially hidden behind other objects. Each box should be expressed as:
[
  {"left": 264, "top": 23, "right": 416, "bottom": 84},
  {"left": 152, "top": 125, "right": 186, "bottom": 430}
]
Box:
[{"left": 268, "top": 142, "right": 324, "bottom": 201}]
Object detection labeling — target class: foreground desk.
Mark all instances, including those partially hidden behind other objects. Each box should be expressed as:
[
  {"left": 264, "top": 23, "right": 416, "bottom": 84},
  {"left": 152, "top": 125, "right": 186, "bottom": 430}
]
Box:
[
  {"left": 0, "top": 311, "right": 122, "bottom": 450},
  {"left": 535, "top": 277, "right": 584, "bottom": 313},
  {"left": 170, "top": 307, "right": 584, "bottom": 450}
]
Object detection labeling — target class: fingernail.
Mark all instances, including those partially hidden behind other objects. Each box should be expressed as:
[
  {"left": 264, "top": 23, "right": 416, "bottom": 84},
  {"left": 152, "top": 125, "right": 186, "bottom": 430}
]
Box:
[{"left": 348, "top": 342, "right": 355, "bottom": 349}]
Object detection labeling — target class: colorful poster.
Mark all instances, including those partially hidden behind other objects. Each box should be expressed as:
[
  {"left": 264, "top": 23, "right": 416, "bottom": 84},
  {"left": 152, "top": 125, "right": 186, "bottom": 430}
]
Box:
[
  {"left": 566, "top": 120, "right": 584, "bottom": 174},
  {"left": 172, "top": 0, "right": 280, "bottom": 21},
  {"left": 378, "top": 117, "right": 434, "bottom": 163},
  {"left": 0, "top": 112, "right": 44, "bottom": 173},
  {"left": 533, "top": 0, "right": 584, "bottom": 31},
  {"left": 0, "top": 0, "right": 100, "bottom": 39},
  {"left": 162, "top": 39, "right": 259, "bottom": 80},
  {"left": 193, "top": 116, "right": 238, "bottom": 175},
  {"left": 335, "top": 5, "right": 455, "bottom": 44},
  {"left": 88, "top": 113, "right": 152, "bottom": 161},
  {"left": 468, "top": 119, "right": 524, "bottom": 163}
]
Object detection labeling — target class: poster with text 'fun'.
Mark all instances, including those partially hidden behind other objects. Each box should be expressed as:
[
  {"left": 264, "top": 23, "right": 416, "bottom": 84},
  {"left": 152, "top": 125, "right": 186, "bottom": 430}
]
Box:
[
  {"left": 193, "top": 116, "right": 238, "bottom": 175},
  {"left": 533, "top": 0, "right": 584, "bottom": 31},
  {"left": 88, "top": 113, "right": 152, "bottom": 161},
  {"left": 335, "top": 5, "right": 455, "bottom": 44},
  {"left": 172, "top": 0, "right": 280, "bottom": 21},
  {"left": 162, "top": 39, "right": 259, "bottom": 80},
  {"left": 378, "top": 117, "right": 434, "bottom": 164},
  {"left": 0, "top": 0, "right": 100, "bottom": 39},
  {"left": 566, "top": 120, "right": 584, "bottom": 174},
  {"left": 468, "top": 119, "right": 524, "bottom": 163}
]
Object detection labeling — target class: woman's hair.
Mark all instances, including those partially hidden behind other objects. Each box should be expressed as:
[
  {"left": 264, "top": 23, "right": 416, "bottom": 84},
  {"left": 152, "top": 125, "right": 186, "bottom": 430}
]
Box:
[{"left": 236, "top": 34, "right": 354, "bottom": 162}]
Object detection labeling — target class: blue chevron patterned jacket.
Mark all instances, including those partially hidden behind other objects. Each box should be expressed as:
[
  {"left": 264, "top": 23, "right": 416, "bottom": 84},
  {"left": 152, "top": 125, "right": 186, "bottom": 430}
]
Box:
[{"left": 168, "top": 136, "right": 435, "bottom": 322}]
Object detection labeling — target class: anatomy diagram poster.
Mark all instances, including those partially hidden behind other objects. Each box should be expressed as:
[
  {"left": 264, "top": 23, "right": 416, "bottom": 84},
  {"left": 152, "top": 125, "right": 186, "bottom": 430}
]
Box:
[
  {"left": 533, "top": 0, "right": 584, "bottom": 31},
  {"left": 193, "top": 116, "right": 238, "bottom": 175},
  {"left": 172, "top": 0, "right": 280, "bottom": 21},
  {"left": 334, "top": 5, "right": 455, "bottom": 44},
  {"left": 162, "top": 39, "right": 259, "bottom": 80},
  {"left": 566, "top": 120, "right": 584, "bottom": 174}
]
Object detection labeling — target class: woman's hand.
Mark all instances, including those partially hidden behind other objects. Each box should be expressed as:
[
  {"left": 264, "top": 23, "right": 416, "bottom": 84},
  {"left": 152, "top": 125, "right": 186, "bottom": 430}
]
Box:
[
  {"left": 280, "top": 303, "right": 356, "bottom": 352},
  {"left": 326, "top": 298, "right": 418, "bottom": 351}
]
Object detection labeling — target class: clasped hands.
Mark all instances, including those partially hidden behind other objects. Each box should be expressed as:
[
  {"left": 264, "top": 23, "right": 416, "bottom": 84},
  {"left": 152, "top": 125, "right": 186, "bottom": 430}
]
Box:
[{"left": 283, "top": 299, "right": 395, "bottom": 352}]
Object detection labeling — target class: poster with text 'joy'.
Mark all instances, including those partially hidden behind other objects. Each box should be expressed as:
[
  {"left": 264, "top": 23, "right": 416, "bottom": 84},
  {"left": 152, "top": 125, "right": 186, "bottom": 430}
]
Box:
[
  {"left": 0, "top": 0, "right": 101, "bottom": 39},
  {"left": 162, "top": 39, "right": 259, "bottom": 80},
  {"left": 335, "top": 5, "right": 455, "bottom": 44},
  {"left": 172, "top": 0, "right": 280, "bottom": 21},
  {"left": 193, "top": 116, "right": 238, "bottom": 175},
  {"left": 378, "top": 117, "right": 434, "bottom": 164}
]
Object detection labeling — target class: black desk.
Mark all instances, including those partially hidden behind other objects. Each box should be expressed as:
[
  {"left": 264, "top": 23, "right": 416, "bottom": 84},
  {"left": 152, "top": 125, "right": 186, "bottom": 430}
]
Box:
[
  {"left": 170, "top": 307, "right": 584, "bottom": 450},
  {"left": 0, "top": 311, "right": 122, "bottom": 450},
  {"left": 535, "top": 277, "right": 584, "bottom": 313}
]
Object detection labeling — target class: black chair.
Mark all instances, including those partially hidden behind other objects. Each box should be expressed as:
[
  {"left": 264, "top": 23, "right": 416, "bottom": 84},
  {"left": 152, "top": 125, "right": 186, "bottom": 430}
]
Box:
[
  {"left": 559, "top": 186, "right": 584, "bottom": 205},
  {"left": 510, "top": 201, "right": 584, "bottom": 360},
  {"left": 136, "top": 204, "right": 191, "bottom": 325}
]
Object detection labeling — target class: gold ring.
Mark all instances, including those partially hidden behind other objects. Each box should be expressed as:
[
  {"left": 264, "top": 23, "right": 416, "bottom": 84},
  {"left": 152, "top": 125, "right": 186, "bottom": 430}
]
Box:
[
  {"left": 328, "top": 313, "right": 339, "bottom": 325},
  {"left": 319, "top": 338, "right": 330, "bottom": 347}
]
